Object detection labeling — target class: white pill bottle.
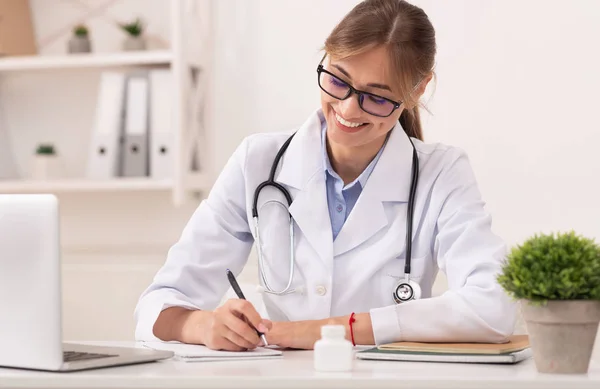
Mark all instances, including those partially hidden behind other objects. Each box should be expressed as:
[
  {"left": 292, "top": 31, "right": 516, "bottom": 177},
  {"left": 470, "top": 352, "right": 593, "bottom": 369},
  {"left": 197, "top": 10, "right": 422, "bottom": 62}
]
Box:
[{"left": 313, "top": 324, "right": 354, "bottom": 372}]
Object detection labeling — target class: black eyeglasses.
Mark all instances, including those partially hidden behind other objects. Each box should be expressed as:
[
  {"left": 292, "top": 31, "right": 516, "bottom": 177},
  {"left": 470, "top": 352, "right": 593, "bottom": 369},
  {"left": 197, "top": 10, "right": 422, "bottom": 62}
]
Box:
[{"left": 316, "top": 64, "right": 401, "bottom": 118}]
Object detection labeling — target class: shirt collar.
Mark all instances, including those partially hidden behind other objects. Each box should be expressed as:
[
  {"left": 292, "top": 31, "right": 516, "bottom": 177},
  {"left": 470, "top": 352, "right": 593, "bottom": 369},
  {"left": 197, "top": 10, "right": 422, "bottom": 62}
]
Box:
[{"left": 321, "top": 121, "right": 388, "bottom": 190}]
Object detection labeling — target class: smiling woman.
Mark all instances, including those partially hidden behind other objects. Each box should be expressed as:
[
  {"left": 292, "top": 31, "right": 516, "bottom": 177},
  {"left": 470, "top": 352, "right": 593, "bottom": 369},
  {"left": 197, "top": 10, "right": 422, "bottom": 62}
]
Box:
[{"left": 136, "top": 0, "right": 516, "bottom": 352}]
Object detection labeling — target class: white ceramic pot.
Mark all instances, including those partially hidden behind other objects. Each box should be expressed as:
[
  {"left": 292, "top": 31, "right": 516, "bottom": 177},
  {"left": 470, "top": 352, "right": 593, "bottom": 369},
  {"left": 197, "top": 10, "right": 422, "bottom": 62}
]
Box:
[
  {"left": 522, "top": 300, "right": 600, "bottom": 374},
  {"left": 30, "top": 155, "right": 62, "bottom": 180},
  {"left": 68, "top": 36, "right": 91, "bottom": 53},
  {"left": 123, "top": 36, "right": 146, "bottom": 51}
]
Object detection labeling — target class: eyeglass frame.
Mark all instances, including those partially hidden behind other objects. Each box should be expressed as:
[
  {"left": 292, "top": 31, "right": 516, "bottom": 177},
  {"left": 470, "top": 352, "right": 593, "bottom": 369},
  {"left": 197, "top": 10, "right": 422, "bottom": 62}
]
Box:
[{"left": 316, "top": 54, "right": 402, "bottom": 118}]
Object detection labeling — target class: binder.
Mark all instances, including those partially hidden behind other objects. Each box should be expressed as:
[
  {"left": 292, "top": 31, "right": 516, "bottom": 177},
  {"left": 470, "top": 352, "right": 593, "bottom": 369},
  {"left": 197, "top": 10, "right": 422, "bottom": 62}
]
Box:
[
  {"left": 0, "top": 125, "right": 18, "bottom": 180},
  {"left": 86, "top": 72, "right": 126, "bottom": 179},
  {"left": 149, "top": 69, "right": 174, "bottom": 180},
  {"left": 121, "top": 73, "right": 150, "bottom": 177}
]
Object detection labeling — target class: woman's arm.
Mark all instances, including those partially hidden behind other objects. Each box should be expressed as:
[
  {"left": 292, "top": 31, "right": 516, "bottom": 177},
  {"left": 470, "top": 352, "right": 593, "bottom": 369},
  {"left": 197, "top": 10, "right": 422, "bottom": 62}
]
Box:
[
  {"left": 367, "top": 147, "right": 516, "bottom": 345},
  {"left": 134, "top": 137, "right": 256, "bottom": 343}
]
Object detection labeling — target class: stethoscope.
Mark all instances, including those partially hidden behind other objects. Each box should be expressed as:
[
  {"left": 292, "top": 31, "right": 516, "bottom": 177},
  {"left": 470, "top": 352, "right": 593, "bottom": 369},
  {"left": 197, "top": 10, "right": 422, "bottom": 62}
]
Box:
[{"left": 252, "top": 125, "right": 421, "bottom": 304}]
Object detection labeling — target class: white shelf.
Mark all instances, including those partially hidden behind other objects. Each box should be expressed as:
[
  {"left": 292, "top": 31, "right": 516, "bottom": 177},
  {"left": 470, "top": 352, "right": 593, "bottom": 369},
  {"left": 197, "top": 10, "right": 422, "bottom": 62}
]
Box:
[
  {"left": 0, "top": 174, "right": 213, "bottom": 194},
  {"left": 0, "top": 178, "right": 175, "bottom": 193},
  {"left": 0, "top": 50, "right": 173, "bottom": 72}
]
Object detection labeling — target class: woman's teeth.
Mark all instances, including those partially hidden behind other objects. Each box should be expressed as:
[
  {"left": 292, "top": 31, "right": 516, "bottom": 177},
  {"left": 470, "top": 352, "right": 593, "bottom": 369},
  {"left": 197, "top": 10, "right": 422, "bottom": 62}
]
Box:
[{"left": 335, "top": 113, "right": 364, "bottom": 128}]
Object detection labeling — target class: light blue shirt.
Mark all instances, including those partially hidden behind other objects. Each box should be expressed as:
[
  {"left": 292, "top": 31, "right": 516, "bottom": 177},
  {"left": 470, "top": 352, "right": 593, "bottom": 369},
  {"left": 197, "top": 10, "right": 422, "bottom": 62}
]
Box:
[{"left": 322, "top": 124, "right": 387, "bottom": 240}]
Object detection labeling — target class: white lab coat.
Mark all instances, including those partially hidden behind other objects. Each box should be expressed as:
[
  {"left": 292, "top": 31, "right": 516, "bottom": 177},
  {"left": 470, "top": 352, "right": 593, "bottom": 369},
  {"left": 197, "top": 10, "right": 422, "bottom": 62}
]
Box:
[{"left": 134, "top": 108, "right": 516, "bottom": 345}]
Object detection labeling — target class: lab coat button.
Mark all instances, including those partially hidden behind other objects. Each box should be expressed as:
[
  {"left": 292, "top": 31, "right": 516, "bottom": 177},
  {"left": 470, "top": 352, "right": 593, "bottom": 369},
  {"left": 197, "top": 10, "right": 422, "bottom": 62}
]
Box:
[{"left": 316, "top": 285, "right": 327, "bottom": 296}]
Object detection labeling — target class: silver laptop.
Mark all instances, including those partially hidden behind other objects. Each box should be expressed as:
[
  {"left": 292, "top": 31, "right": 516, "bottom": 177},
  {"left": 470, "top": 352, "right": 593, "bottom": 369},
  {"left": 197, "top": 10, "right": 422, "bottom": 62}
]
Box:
[{"left": 0, "top": 194, "right": 173, "bottom": 372}]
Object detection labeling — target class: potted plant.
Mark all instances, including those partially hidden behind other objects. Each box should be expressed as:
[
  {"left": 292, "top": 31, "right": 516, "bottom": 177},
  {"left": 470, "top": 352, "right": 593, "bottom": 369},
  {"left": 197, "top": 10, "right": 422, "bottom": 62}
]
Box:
[
  {"left": 498, "top": 231, "right": 600, "bottom": 374},
  {"left": 31, "top": 143, "right": 62, "bottom": 180},
  {"left": 119, "top": 18, "right": 146, "bottom": 51},
  {"left": 68, "top": 24, "right": 92, "bottom": 53}
]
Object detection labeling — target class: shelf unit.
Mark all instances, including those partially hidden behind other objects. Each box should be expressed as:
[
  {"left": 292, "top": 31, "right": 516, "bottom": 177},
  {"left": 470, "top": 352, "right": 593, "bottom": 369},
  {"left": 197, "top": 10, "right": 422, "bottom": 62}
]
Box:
[
  {"left": 0, "top": 50, "right": 173, "bottom": 72},
  {"left": 0, "top": 0, "right": 213, "bottom": 206},
  {"left": 0, "top": 178, "right": 174, "bottom": 193},
  {"left": 0, "top": 172, "right": 211, "bottom": 193}
]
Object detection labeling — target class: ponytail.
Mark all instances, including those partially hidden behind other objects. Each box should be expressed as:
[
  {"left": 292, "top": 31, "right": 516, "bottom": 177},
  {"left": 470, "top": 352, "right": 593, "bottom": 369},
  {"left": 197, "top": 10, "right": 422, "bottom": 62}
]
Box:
[{"left": 399, "top": 106, "right": 423, "bottom": 141}]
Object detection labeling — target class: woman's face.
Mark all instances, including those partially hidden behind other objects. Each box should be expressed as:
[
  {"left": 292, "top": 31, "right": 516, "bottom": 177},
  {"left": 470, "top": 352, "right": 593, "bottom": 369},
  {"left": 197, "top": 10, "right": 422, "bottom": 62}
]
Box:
[{"left": 320, "top": 46, "right": 404, "bottom": 151}]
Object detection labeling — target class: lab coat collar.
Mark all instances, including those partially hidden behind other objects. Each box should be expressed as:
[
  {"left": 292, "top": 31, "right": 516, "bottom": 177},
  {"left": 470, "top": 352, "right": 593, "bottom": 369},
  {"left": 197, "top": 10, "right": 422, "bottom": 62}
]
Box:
[
  {"left": 332, "top": 117, "right": 415, "bottom": 256},
  {"left": 276, "top": 108, "right": 416, "bottom": 261},
  {"left": 360, "top": 118, "right": 415, "bottom": 202},
  {"left": 276, "top": 108, "right": 414, "bottom": 199},
  {"left": 275, "top": 109, "right": 324, "bottom": 191},
  {"left": 276, "top": 109, "right": 333, "bottom": 268}
]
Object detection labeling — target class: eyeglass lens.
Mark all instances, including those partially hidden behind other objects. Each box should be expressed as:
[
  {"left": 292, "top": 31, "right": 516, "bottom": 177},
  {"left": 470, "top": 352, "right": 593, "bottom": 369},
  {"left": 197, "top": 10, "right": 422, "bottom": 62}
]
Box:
[{"left": 318, "top": 71, "right": 396, "bottom": 117}]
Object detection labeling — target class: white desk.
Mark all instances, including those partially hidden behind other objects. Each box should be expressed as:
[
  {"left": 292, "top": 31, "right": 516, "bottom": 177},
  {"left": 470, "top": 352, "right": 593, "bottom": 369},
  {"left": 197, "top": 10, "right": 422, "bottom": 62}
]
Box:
[{"left": 0, "top": 342, "right": 598, "bottom": 389}]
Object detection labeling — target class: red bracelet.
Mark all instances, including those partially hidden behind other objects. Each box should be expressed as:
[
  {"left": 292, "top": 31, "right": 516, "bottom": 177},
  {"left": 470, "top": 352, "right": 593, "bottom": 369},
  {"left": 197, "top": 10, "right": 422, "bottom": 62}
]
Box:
[{"left": 348, "top": 312, "right": 356, "bottom": 346}]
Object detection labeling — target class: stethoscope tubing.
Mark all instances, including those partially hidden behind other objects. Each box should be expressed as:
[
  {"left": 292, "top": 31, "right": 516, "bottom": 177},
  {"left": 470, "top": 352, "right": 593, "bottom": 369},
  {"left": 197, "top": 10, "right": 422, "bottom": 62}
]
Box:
[{"left": 252, "top": 127, "right": 419, "bottom": 300}]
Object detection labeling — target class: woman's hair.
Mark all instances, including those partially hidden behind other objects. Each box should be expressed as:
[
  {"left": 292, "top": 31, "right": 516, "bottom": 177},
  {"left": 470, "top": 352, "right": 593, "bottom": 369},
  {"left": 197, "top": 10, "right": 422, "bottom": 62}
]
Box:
[{"left": 323, "top": 0, "right": 436, "bottom": 140}]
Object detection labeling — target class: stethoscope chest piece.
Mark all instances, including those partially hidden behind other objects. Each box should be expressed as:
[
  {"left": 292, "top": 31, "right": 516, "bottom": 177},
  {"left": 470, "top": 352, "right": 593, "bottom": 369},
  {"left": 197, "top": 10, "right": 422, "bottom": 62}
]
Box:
[{"left": 393, "top": 277, "right": 422, "bottom": 304}]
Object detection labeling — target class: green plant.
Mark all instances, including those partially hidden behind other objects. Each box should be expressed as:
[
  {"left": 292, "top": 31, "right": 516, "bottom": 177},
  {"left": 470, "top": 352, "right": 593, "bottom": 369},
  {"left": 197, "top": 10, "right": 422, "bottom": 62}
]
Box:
[
  {"left": 497, "top": 231, "right": 600, "bottom": 305},
  {"left": 73, "top": 24, "right": 89, "bottom": 37},
  {"left": 119, "top": 18, "right": 144, "bottom": 37},
  {"left": 35, "top": 144, "right": 56, "bottom": 155}
]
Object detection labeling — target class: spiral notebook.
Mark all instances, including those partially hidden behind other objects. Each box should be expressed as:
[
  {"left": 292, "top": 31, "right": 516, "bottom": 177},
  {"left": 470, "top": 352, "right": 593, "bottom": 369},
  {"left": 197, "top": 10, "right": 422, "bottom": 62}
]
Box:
[{"left": 142, "top": 341, "right": 283, "bottom": 362}]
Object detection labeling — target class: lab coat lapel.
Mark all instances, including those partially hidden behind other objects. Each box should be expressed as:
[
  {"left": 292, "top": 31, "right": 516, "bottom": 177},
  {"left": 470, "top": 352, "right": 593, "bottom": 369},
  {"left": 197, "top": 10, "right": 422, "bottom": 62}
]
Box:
[
  {"left": 276, "top": 110, "right": 334, "bottom": 268},
  {"left": 333, "top": 122, "right": 415, "bottom": 257}
]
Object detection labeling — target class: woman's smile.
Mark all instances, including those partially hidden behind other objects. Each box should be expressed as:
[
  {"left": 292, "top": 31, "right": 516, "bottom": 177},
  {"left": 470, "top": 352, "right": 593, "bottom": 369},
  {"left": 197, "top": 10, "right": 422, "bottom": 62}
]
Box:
[{"left": 333, "top": 110, "right": 369, "bottom": 133}]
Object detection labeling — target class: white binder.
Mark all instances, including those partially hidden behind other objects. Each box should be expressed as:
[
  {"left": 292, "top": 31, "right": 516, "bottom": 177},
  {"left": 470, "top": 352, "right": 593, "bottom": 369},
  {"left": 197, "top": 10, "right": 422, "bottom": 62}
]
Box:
[
  {"left": 86, "top": 72, "right": 126, "bottom": 179},
  {"left": 149, "top": 69, "right": 175, "bottom": 180},
  {"left": 0, "top": 126, "right": 18, "bottom": 180},
  {"left": 121, "top": 73, "right": 150, "bottom": 177},
  {"left": 0, "top": 90, "right": 18, "bottom": 179}
]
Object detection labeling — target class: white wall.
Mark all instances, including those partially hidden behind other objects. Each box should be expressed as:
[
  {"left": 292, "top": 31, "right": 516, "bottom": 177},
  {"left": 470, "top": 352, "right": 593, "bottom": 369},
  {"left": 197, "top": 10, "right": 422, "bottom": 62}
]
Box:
[
  {"left": 212, "top": 0, "right": 600, "bottom": 246},
  {"left": 2, "top": 1, "right": 599, "bottom": 352}
]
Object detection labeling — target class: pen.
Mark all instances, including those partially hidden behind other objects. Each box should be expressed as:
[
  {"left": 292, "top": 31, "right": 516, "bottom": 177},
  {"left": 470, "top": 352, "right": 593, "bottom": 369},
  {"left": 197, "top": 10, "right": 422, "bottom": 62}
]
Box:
[{"left": 226, "top": 269, "right": 269, "bottom": 347}]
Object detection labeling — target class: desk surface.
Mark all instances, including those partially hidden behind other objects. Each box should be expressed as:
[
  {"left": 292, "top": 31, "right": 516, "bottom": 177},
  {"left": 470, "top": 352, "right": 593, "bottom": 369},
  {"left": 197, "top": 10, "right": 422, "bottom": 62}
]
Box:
[{"left": 0, "top": 342, "right": 598, "bottom": 389}]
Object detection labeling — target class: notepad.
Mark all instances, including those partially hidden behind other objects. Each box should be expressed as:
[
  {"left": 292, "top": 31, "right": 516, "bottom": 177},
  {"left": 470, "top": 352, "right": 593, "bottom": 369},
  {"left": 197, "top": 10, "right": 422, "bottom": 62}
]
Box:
[
  {"left": 142, "top": 341, "right": 283, "bottom": 362},
  {"left": 356, "top": 347, "right": 532, "bottom": 364},
  {"left": 378, "top": 335, "right": 530, "bottom": 355},
  {"left": 356, "top": 335, "right": 531, "bottom": 364}
]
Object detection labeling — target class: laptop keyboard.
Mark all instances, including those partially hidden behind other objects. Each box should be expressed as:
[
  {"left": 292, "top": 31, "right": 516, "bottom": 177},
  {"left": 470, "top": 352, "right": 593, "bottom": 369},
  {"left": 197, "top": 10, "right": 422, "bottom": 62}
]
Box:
[{"left": 63, "top": 351, "right": 118, "bottom": 362}]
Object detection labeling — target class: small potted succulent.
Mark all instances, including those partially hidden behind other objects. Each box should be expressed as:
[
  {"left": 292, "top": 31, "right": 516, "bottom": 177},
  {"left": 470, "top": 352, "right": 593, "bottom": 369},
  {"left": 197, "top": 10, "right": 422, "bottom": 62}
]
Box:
[
  {"left": 68, "top": 24, "right": 92, "bottom": 53},
  {"left": 119, "top": 18, "right": 146, "bottom": 51},
  {"left": 498, "top": 231, "right": 600, "bottom": 374},
  {"left": 31, "top": 144, "right": 62, "bottom": 180}
]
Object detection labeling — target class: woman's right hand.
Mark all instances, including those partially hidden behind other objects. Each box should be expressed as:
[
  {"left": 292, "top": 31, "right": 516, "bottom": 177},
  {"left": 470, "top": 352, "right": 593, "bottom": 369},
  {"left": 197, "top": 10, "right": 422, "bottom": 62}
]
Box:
[{"left": 178, "top": 299, "right": 272, "bottom": 351}]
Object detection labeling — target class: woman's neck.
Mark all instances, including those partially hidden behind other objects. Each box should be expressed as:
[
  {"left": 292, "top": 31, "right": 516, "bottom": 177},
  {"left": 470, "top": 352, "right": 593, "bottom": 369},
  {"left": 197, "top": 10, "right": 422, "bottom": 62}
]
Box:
[{"left": 326, "top": 135, "right": 387, "bottom": 185}]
